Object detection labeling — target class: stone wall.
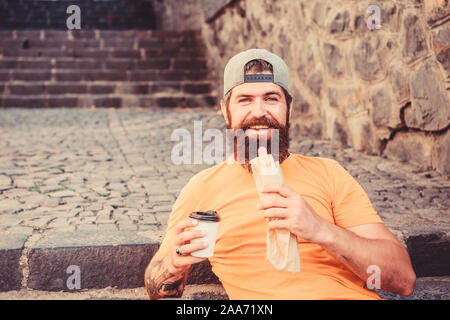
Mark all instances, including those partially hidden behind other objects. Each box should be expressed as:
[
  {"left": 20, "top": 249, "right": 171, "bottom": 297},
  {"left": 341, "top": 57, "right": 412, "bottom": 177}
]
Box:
[{"left": 195, "top": 0, "right": 450, "bottom": 175}]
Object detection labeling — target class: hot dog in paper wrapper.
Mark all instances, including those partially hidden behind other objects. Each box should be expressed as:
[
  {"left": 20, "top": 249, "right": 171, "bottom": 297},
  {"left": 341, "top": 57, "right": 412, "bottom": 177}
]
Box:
[{"left": 250, "top": 147, "right": 300, "bottom": 273}]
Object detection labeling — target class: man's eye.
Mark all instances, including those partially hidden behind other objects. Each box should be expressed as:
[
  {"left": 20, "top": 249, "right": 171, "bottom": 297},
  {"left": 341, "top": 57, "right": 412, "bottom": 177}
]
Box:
[
  {"left": 267, "top": 97, "right": 278, "bottom": 101},
  {"left": 239, "top": 98, "right": 250, "bottom": 103}
]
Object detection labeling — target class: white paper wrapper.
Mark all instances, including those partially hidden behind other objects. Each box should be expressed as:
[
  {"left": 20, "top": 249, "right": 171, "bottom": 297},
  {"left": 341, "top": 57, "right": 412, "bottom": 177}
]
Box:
[{"left": 250, "top": 147, "right": 301, "bottom": 273}]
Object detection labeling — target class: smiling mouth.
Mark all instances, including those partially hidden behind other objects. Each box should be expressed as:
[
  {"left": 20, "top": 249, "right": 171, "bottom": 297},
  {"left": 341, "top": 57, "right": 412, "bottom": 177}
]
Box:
[{"left": 247, "top": 125, "right": 269, "bottom": 130}]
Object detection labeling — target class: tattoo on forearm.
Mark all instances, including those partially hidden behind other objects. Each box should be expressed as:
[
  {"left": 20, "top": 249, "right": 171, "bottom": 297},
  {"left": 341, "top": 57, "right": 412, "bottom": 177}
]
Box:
[{"left": 145, "top": 260, "right": 188, "bottom": 299}]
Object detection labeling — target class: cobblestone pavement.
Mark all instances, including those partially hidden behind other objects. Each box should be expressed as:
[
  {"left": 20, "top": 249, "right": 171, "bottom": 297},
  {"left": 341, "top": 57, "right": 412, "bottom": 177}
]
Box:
[
  {"left": 0, "top": 107, "right": 449, "bottom": 299},
  {"left": 1, "top": 107, "right": 448, "bottom": 240}
]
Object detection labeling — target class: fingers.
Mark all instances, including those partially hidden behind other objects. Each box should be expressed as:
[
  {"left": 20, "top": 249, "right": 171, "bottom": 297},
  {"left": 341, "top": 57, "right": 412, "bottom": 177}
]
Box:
[
  {"left": 260, "top": 183, "right": 294, "bottom": 198},
  {"left": 170, "top": 219, "right": 208, "bottom": 270},
  {"left": 261, "top": 207, "right": 289, "bottom": 219},
  {"left": 174, "top": 218, "right": 198, "bottom": 236},
  {"left": 267, "top": 218, "right": 290, "bottom": 230},
  {"left": 257, "top": 193, "right": 288, "bottom": 210},
  {"left": 175, "top": 229, "right": 206, "bottom": 246},
  {"left": 178, "top": 241, "right": 209, "bottom": 257}
]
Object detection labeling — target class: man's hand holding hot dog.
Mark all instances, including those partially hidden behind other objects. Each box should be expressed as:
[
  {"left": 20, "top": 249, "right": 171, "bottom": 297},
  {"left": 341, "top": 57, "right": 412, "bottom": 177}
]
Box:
[
  {"left": 257, "top": 183, "right": 326, "bottom": 243},
  {"left": 257, "top": 182, "right": 416, "bottom": 295}
]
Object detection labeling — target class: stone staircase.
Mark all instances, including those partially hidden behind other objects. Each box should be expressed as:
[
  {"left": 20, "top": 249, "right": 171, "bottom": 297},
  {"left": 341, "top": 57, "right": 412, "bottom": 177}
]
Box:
[
  {"left": 0, "top": 0, "right": 156, "bottom": 29},
  {"left": 0, "top": 29, "right": 216, "bottom": 109}
]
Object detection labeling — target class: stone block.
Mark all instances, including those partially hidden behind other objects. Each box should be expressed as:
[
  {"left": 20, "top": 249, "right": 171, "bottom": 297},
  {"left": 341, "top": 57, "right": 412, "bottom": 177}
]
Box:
[
  {"left": 433, "top": 26, "right": 450, "bottom": 74},
  {"left": 13, "top": 71, "right": 51, "bottom": 81},
  {"left": 383, "top": 131, "right": 434, "bottom": 169},
  {"left": 27, "top": 231, "right": 159, "bottom": 291},
  {"left": 329, "top": 10, "right": 351, "bottom": 34},
  {"left": 0, "top": 233, "right": 28, "bottom": 291},
  {"left": 389, "top": 65, "right": 410, "bottom": 103},
  {"left": 115, "top": 83, "right": 148, "bottom": 95},
  {"left": 55, "top": 71, "right": 83, "bottom": 81},
  {"left": 93, "top": 97, "right": 122, "bottom": 108},
  {"left": 136, "top": 59, "right": 170, "bottom": 70},
  {"left": 150, "top": 82, "right": 181, "bottom": 93},
  {"left": 156, "top": 97, "right": 185, "bottom": 108},
  {"left": 306, "top": 71, "right": 323, "bottom": 97},
  {"left": 129, "top": 71, "right": 159, "bottom": 81},
  {"left": 402, "top": 14, "right": 427, "bottom": 61},
  {"left": 9, "top": 84, "right": 45, "bottom": 95},
  {"left": 406, "top": 232, "right": 450, "bottom": 277},
  {"left": 323, "top": 43, "right": 344, "bottom": 78},
  {"left": 103, "top": 39, "right": 135, "bottom": 49},
  {"left": 111, "top": 50, "right": 140, "bottom": 59},
  {"left": 85, "top": 71, "right": 127, "bottom": 81},
  {"left": 434, "top": 130, "right": 450, "bottom": 175},
  {"left": 353, "top": 36, "right": 382, "bottom": 80},
  {"left": 188, "top": 260, "right": 221, "bottom": 285},
  {"left": 47, "top": 84, "right": 87, "bottom": 94},
  {"left": 2, "top": 97, "right": 48, "bottom": 108},
  {"left": 371, "top": 92, "right": 390, "bottom": 127},
  {"left": 48, "top": 97, "right": 79, "bottom": 108},
  {"left": 86, "top": 85, "right": 115, "bottom": 95},
  {"left": 406, "top": 62, "right": 449, "bottom": 131},
  {"left": 425, "top": 0, "right": 450, "bottom": 26},
  {"left": 26, "top": 230, "right": 220, "bottom": 291},
  {"left": 19, "top": 60, "right": 52, "bottom": 69},
  {"left": 201, "top": 0, "right": 234, "bottom": 22}
]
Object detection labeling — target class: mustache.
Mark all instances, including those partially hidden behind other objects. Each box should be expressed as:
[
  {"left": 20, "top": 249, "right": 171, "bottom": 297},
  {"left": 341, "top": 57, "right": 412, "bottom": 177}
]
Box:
[{"left": 239, "top": 117, "right": 284, "bottom": 131}]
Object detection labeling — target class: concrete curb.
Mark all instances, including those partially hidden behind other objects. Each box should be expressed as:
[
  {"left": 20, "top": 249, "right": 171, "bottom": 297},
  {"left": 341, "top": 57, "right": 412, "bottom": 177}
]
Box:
[
  {"left": 1, "top": 229, "right": 449, "bottom": 294},
  {"left": 0, "top": 233, "right": 27, "bottom": 291},
  {"left": 406, "top": 231, "right": 450, "bottom": 277},
  {"left": 0, "top": 231, "right": 219, "bottom": 292}
]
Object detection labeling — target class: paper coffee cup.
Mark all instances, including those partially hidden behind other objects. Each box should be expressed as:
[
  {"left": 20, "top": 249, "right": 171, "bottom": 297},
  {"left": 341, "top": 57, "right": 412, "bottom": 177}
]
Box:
[{"left": 189, "top": 211, "right": 220, "bottom": 258}]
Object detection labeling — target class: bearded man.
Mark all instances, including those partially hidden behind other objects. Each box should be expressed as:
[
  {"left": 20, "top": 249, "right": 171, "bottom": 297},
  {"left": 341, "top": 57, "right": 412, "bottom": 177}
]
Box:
[{"left": 144, "top": 49, "right": 416, "bottom": 300}]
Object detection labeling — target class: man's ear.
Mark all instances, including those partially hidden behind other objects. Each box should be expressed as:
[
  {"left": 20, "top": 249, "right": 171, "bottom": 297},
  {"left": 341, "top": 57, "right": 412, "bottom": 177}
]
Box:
[{"left": 220, "top": 99, "right": 230, "bottom": 126}]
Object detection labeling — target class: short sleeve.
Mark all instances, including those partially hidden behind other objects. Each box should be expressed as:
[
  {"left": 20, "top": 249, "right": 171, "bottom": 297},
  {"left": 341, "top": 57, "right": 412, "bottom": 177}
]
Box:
[
  {"left": 157, "top": 176, "right": 202, "bottom": 256},
  {"left": 329, "top": 160, "right": 383, "bottom": 228}
]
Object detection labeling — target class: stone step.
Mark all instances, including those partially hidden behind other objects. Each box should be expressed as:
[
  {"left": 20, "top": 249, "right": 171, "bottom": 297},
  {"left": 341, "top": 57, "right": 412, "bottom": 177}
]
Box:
[
  {"left": 0, "top": 81, "right": 214, "bottom": 95},
  {"left": 0, "top": 284, "right": 229, "bottom": 300},
  {"left": 0, "top": 57, "right": 208, "bottom": 71},
  {"left": 2, "top": 278, "right": 449, "bottom": 300},
  {"left": 0, "top": 231, "right": 220, "bottom": 292},
  {"left": 0, "top": 94, "right": 217, "bottom": 108},
  {"left": 0, "top": 38, "right": 202, "bottom": 50},
  {"left": 0, "top": 69, "right": 209, "bottom": 82},
  {"left": 0, "top": 47, "right": 205, "bottom": 58},
  {"left": 0, "top": 30, "right": 201, "bottom": 40},
  {"left": 0, "top": 0, "right": 156, "bottom": 30},
  {"left": 0, "top": 230, "right": 449, "bottom": 298}
]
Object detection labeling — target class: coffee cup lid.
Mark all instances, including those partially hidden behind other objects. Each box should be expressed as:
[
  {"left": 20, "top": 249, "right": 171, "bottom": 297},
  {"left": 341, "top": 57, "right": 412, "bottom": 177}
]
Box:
[{"left": 189, "top": 211, "right": 219, "bottom": 222}]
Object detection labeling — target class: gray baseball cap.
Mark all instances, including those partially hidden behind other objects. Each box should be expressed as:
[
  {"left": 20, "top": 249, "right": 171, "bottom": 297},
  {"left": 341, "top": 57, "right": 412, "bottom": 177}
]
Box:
[{"left": 223, "top": 48, "right": 290, "bottom": 97}]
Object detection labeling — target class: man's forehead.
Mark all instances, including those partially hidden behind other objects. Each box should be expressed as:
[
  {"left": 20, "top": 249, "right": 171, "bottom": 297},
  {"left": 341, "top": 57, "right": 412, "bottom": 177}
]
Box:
[{"left": 231, "top": 82, "right": 284, "bottom": 97}]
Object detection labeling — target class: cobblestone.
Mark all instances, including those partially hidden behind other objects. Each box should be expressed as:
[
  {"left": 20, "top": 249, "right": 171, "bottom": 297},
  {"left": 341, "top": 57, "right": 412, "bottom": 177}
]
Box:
[{"left": 0, "top": 107, "right": 448, "bottom": 298}]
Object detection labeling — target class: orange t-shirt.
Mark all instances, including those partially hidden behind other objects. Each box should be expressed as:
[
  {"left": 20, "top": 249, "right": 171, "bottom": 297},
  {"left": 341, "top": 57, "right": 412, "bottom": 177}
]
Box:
[{"left": 158, "top": 154, "right": 384, "bottom": 300}]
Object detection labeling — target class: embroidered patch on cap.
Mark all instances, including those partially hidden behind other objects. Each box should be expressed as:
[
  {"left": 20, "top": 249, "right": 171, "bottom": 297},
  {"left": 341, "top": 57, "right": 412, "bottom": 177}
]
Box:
[{"left": 244, "top": 74, "right": 274, "bottom": 83}]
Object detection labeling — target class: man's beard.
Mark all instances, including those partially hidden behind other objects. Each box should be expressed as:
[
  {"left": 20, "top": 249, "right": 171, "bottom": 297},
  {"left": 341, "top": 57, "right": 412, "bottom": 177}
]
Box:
[{"left": 226, "top": 112, "right": 290, "bottom": 173}]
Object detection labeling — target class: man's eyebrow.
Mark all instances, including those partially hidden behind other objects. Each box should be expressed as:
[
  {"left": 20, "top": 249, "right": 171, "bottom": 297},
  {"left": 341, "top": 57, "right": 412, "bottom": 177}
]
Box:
[
  {"left": 264, "top": 91, "right": 282, "bottom": 97},
  {"left": 235, "top": 94, "right": 253, "bottom": 98},
  {"left": 234, "top": 91, "right": 282, "bottom": 99}
]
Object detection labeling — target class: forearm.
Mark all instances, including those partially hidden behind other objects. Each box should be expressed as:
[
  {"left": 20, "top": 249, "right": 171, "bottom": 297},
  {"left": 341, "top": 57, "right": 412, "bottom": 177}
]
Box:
[
  {"left": 144, "top": 255, "right": 190, "bottom": 300},
  {"left": 317, "top": 221, "right": 415, "bottom": 295}
]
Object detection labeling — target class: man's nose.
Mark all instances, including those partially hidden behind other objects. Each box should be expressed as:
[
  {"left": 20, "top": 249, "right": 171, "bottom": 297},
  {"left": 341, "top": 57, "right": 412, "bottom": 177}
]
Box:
[{"left": 250, "top": 98, "right": 267, "bottom": 118}]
